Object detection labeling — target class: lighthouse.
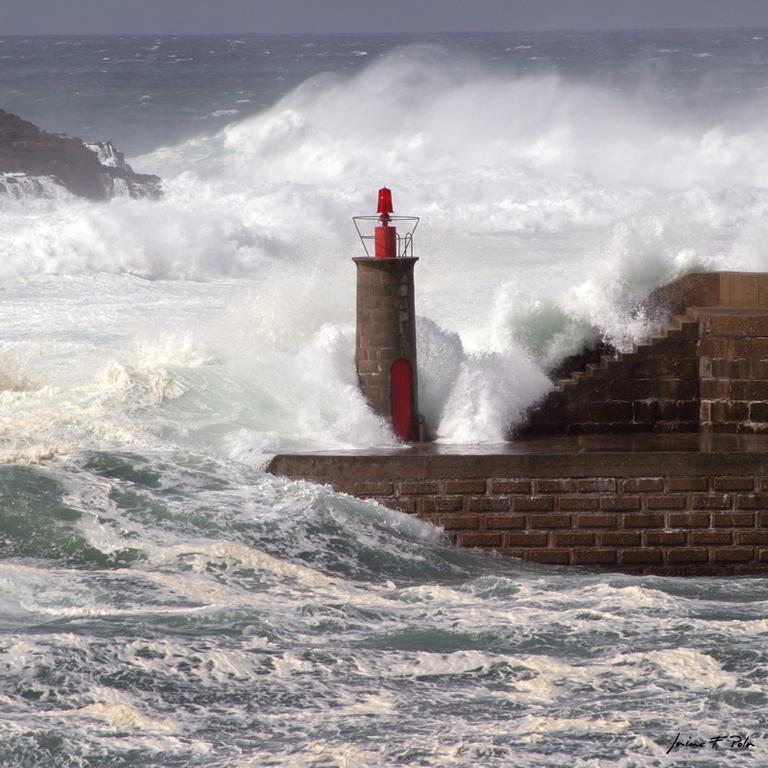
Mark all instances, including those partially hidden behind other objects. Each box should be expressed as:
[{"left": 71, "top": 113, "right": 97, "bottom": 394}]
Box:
[{"left": 353, "top": 188, "right": 421, "bottom": 442}]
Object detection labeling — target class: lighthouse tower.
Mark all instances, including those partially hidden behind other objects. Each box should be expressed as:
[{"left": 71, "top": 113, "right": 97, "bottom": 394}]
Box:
[{"left": 353, "top": 188, "right": 420, "bottom": 442}]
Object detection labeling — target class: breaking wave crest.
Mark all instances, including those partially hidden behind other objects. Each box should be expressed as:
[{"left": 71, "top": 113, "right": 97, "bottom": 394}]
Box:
[{"left": 4, "top": 45, "right": 768, "bottom": 444}]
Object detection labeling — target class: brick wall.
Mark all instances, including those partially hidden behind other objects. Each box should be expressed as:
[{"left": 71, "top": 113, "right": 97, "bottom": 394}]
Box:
[
  {"left": 699, "top": 311, "right": 768, "bottom": 433},
  {"left": 354, "top": 256, "right": 419, "bottom": 439},
  {"left": 519, "top": 281, "right": 768, "bottom": 437},
  {"left": 269, "top": 451, "right": 768, "bottom": 576},
  {"left": 518, "top": 319, "right": 700, "bottom": 437}
]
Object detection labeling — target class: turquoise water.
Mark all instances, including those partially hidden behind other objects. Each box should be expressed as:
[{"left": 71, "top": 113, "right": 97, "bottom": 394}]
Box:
[{"left": 1, "top": 32, "right": 768, "bottom": 766}]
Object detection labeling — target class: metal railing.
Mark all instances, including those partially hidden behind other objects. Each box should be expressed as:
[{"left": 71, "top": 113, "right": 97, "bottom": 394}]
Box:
[{"left": 353, "top": 215, "right": 420, "bottom": 259}]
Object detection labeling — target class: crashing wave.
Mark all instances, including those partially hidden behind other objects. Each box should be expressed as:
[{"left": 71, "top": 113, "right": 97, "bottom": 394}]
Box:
[{"left": 0, "top": 172, "right": 69, "bottom": 201}]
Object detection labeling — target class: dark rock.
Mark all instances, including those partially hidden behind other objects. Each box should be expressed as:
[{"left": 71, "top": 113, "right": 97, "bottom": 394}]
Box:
[{"left": 0, "top": 109, "right": 161, "bottom": 201}]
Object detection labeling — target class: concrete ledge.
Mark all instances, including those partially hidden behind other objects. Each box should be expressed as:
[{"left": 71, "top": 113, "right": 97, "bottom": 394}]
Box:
[{"left": 270, "top": 451, "right": 768, "bottom": 481}]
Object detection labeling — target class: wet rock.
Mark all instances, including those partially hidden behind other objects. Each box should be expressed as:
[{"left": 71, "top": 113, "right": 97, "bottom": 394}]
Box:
[{"left": 0, "top": 109, "right": 161, "bottom": 201}]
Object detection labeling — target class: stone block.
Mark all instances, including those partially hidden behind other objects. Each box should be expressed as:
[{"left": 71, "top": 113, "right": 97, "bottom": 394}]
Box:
[
  {"left": 575, "top": 513, "right": 617, "bottom": 528},
  {"left": 667, "top": 548, "right": 709, "bottom": 564},
  {"left": 731, "top": 337, "right": 768, "bottom": 356},
  {"left": 698, "top": 336, "right": 729, "bottom": 356},
  {"left": 735, "top": 494, "right": 768, "bottom": 510},
  {"left": 713, "top": 477, "right": 754, "bottom": 492},
  {"left": 621, "top": 478, "right": 664, "bottom": 493},
  {"left": 559, "top": 496, "right": 600, "bottom": 511},
  {"left": 707, "top": 314, "right": 768, "bottom": 337},
  {"left": 623, "top": 513, "right": 665, "bottom": 529},
  {"left": 459, "top": 532, "right": 503, "bottom": 548},
  {"left": 600, "top": 531, "right": 642, "bottom": 546},
  {"left": 577, "top": 479, "right": 616, "bottom": 494},
  {"left": 646, "top": 495, "right": 688, "bottom": 510},
  {"left": 725, "top": 272, "right": 759, "bottom": 308},
  {"left": 483, "top": 514, "right": 525, "bottom": 530},
  {"left": 712, "top": 547, "right": 754, "bottom": 563},
  {"left": 600, "top": 496, "right": 642, "bottom": 511},
  {"left": 610, "top": 379, "right": 656, "bottom": 400},
  {"left": 668, "top": 477, "right": 708, "bottom": 492},
  {"left": 552, "top": 531, "right": 595, "bottom": 547},
  {"left": 534, "top": 479, "right": 577, "bottom": 494},
  {"left": 690, "top": 530, "right": 733, "bottom": 545},
  {"left": 530, "top": 513, "right": 571, "bottom": 529},
  {"left": 712, "top": 512, "right": 754, "bottom": 527},
  {"left": 589, "top": 401, "right": 633, "bottom": 422},
  {"left": 439, "top": 514, "right": 480, "bottom": 530},
  {"left": 423, "top": 496, "right": 464, "bottom": 513},
  {"left": 668, "top": 512, "right": 711, "bottom": 528},
  {"left": 726, "top": 379, "right": 749, "bottom": 399},
  {"left": 747, "top": 381, "right": 768, "bottom": 399},
  {"left": 573, "top": 548, "right": 617, "bottom": 564},
  {"left": 735, "top": 530, "right": 768, "bottom": 545},
  {"left": 620, "top": 548, "right": 663, "bottom": 564},
  {"left": 467, "top": 496, "right": 510, "bottom": 512},
  {"left": 505, "top": 532, "right": 549, "bottom": 547},
  {"left": 692, "top": 494, "right": 732, "bottom": 510},
  {"left": 632, "top": 400, "right": 660, "bottom": 422},
  {"left": 490, "top": 479, "right": 532, "bottom": 494},
  {"left": 645, "top": 530, "right": 687, "bottom": 546},
  {"left": 718, "top": 359, "right": 753, "bottom": 379},
  {"left": 445, "top": 479, "right": 487, "bottom": 494},
  {"left": 398, "top": 480, "right": 440, "bottom": 495},
  {"left": 354, "top": 481, "right": 394, "bottom": 496},
  {"left": 750, "top": 403, "right": 768, "bottom": 422},
  {"left": 711, "top": 401, "right": 749, "bottom": 423},
  {"left": 513, "top": 497, "right": 555, "bottom": 512}
]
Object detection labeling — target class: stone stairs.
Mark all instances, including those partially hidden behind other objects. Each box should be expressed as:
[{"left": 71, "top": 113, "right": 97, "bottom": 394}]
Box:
[
  {"left": 516, "top": 312, "right": 701, "bottom": 437},
  {"left": 515, "top": 271, "right": 768, "bottom": 438},
  {"left": 556, "top": 313, "right": 697, "bottom": 392}
]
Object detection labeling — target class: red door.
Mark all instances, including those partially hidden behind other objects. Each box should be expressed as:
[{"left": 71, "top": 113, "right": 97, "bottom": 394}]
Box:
[{"left": 391, "top": 358, "right": 413, "bottom": 441}]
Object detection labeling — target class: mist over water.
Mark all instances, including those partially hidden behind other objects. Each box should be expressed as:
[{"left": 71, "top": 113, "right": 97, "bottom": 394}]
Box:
[{"left": 2, "top": 31, "right": 768, "bottom": 766}]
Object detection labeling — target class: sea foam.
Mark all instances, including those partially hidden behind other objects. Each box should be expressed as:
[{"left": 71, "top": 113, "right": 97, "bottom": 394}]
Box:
[{"left": 2, "top": 45, "right": 768, "bottom": 444}]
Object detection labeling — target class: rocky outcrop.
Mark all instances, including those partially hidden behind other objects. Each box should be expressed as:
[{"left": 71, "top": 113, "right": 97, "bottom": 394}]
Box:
[{"left": 0, "top": 109, "right": 161, "bottom": 201}]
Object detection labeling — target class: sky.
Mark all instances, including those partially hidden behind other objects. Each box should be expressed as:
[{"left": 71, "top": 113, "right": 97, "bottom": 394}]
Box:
[{"left": 3, "top": 0, "right": 768, "bottom": 35}]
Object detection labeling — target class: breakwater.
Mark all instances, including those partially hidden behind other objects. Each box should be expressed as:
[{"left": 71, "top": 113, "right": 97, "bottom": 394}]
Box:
[{"left": 269, "top": 435, "right": 768, "bottom": 576}]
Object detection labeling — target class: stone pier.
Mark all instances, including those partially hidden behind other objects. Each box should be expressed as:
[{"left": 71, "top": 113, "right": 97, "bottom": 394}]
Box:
[{"left": 270, "top": 271, "right": 768, "bottom": 576}]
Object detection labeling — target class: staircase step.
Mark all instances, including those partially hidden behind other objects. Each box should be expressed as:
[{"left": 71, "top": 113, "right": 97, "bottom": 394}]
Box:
[{"left": 550, "top": 312, "right": 699, "bottom": 394}]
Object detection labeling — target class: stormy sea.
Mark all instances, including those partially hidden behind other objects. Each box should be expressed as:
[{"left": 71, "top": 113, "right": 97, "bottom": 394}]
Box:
[{"left": 1, "top": 31, "right": 768, "bottom": 766}]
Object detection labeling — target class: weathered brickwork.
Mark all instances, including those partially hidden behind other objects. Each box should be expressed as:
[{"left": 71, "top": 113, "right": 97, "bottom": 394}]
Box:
[
  {"left": 699, "top": 312, "right": 768, "bottom": 434},
  {"left": 518, "top": 272, "right": 768, "bottom": 437},
  {"left": 517, "top": 318, "right": 700, "bottom": 436},
  {"left": 354, "top": 257, "right": 418, "bottom": 436},
  {"left": 269, "top": 450, "right": 768, "bottom": 576},
  {"left": 343, "top": 474, "right": 768, "bottom": 575}
]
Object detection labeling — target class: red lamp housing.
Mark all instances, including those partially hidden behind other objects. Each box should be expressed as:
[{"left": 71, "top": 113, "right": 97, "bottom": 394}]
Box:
[
  {"left": 353, "top": 187, "right": 419, "bottom": 260},
  {"left": 377, "top": 187, "right": 394, "bottom": 215}
]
